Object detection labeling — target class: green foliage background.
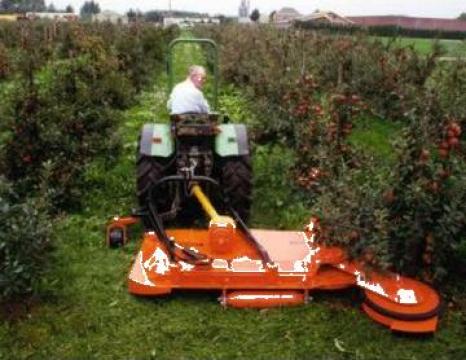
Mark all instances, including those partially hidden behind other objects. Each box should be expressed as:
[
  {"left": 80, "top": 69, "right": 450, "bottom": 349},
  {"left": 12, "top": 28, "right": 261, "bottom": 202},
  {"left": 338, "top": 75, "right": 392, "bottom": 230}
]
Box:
[
  {"left": 0, "top": 21, "right": 178, "bottom": 301},
  {"left": 0, "top": 23, "right": 465, "bottom": 359},
  {"left": 195, "top": 24, "right": 466, "bottom": 283}
]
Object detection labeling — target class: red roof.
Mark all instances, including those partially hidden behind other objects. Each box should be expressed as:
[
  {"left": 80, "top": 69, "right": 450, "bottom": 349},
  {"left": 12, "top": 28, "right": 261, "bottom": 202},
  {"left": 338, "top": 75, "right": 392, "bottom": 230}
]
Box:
[{"left": 348, "top": 16, "right": 466, "bottom": 32}]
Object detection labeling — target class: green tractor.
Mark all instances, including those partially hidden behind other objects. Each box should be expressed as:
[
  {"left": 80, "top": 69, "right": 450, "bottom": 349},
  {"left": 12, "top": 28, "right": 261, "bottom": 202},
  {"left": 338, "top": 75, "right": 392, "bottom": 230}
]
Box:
[{"left": 136, "top": 38, "right": 252, "bottom": 226}]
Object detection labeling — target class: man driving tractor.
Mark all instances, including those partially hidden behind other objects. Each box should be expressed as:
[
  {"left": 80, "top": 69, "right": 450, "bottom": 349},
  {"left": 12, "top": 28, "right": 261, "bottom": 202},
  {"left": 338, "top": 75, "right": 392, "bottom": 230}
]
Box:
[{"left": 167, "top": 65, "right": 210, "bottom": 114}]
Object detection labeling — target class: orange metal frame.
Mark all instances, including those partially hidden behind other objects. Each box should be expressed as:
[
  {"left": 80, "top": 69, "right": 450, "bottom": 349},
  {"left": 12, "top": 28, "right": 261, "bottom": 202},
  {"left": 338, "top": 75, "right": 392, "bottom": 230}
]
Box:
[
  {"left": 106, "top": 216, "right": 139, "bottom": 247},
  {"left": 107, "top": 217, "right": 441, "bottom": 334}
]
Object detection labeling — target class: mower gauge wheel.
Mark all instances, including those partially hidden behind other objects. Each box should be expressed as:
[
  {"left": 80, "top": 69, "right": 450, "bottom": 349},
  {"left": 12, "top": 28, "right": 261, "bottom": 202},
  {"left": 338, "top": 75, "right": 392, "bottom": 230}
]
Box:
[
  {"left": 363, "top": 277, "right": 441, "bottom": 321},
  {"left": 108, "top": 228, "right": 125, "bottom": 248}
]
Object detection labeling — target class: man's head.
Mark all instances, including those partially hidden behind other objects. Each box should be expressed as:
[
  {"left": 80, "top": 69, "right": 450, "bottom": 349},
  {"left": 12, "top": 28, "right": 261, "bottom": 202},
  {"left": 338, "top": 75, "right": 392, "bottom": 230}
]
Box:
[{"left": 188, "top": 65, "right": 207, "bottom": 89}]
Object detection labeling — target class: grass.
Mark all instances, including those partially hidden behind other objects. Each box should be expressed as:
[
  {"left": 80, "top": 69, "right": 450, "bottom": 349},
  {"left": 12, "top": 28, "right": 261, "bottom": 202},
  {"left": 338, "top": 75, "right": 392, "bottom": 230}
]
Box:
[
  {"left": 1, "top": 37, "right": 466, "bottom": 360},
  {"left": 349, "top": 116, "right": 403, "bottom": 166},
  {"left": 377, "top": 36, "right": 466, "bottom": 56}
]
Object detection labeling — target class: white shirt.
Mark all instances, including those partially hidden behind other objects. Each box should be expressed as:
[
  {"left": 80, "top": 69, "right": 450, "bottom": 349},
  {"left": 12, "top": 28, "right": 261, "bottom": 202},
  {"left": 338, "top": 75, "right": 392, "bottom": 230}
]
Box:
[{"left": 167, "top": 79, "right": 210, "bottom": 114}]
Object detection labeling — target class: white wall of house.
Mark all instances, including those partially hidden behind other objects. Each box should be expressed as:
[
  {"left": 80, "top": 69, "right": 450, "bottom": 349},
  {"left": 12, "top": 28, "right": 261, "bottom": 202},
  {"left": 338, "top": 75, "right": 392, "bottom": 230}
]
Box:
[
  {"left": 163, "top": 17, "right": 220, "bottom": 27},
  {"left": 92, "top": 11, "right": 128, "bottom": 24},
  {"left": 26, "top": 12, "right": 78, "bottom": 21}
]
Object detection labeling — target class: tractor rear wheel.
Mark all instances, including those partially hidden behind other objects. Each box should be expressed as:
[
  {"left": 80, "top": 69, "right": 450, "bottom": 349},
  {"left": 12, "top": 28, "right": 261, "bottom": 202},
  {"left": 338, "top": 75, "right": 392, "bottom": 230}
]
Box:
[
  {"left": 220, "top": 156, "right": 252, "bottom": 223},
  {"left": 136, "top": 155, "right": 174, "bottom": 219}
]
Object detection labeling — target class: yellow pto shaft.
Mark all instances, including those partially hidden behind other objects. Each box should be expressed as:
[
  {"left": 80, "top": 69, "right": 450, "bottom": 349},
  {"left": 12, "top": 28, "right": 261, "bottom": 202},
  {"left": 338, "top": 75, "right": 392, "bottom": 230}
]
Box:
[{"left": 191, "top": 184, "right": 236, "bottom": 228}]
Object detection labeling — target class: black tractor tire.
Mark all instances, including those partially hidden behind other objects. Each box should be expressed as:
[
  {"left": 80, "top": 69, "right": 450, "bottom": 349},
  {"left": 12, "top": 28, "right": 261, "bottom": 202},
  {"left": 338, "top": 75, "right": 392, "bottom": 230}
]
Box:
[
  {"left": 136, "top": 155, "right": 174, "bottom": 217},
  {"left": 220, "top": 156, "right": 252, "bottom": 223}
]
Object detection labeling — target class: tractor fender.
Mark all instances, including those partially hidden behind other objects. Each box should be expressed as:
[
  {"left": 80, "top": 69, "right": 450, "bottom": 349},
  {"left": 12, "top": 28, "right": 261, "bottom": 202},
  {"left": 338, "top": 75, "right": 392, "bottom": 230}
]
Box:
[
  {"left": 139, "top": 123, "right": 174, "bottom": 158},
  {"left": 215, "top": 124, "right": 250, "bottom": 157}
]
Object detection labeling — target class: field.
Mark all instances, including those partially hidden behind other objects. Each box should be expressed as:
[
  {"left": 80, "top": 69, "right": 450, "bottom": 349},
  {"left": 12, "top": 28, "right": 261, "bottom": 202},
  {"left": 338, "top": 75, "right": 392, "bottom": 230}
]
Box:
[
  {"left": 378, "top": 37, "right": 466, "bottom": 56},
  {"left": 1, "top": 24, "right": 466, "bottom": 359}
]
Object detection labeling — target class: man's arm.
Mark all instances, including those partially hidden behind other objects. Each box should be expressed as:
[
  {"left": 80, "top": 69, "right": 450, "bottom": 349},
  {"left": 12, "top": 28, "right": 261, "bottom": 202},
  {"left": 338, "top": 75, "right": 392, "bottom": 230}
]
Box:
[
  {"left": 167, "top": 96, "right": 172, "bottom": 112},
  {"left": 167, "top": 85, "right": 176, "bottom": 113},
  {"left": 197, "top": 91, "right": 210, "bottom": 113}
]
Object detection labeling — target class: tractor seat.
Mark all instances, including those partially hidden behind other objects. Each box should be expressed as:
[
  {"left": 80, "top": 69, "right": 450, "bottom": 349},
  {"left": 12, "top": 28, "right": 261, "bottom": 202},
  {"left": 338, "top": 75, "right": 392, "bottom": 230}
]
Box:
[
  {"left": 170, "top": 112, "right": 220, "bottom": 124},
  {"left": 171, "top": 113, "right": 221, "bottom": 137}
]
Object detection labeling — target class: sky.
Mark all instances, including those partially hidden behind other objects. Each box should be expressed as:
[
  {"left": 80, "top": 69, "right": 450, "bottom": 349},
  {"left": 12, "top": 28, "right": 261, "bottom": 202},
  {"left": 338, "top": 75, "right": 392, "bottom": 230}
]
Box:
[{"left": 50, "top": 1, "right": 465, "bottom": 19}]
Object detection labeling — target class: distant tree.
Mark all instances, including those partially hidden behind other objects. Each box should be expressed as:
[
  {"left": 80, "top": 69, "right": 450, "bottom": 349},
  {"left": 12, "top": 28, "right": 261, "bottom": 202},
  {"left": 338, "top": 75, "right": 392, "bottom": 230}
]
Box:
[
  {"left": 19, "top": 0, "right": 45, "bottom": 12},
  {"left": 127, "top": 8, "right": 136, "bottom": 20},
  {"left": 250, "top": 8, "right": 260, "bottom": 22},
  {"left": 127, "top": 8, "right": 143, "bottom": 22},
  {"left": 219, "top": 16, "right": 235, "bottom": 24},
  {"left": 65, "top": 4, "right": 73, "bottom": 13},
  {"left": 1, "top": 0, "right": 46, "bottom": 12},
  {"left": 47, "top": 2, "right": 55, "bottom": 12},
  {"left": 79, "top": 0, "right": 100, "bottom": 19},
  {"left": 0, "top": 0, "right": 15, "bottom": 12},
  {"left": 458, "top": 12, "right": 466, "bottom": 21},
  {"left": 144, "top": 10, "right": 163, "bottom": 23}
]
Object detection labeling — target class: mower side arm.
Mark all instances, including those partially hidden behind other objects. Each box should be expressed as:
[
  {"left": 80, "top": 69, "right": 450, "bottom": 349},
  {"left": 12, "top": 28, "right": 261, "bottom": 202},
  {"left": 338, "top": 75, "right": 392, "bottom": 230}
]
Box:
[
  {"left": 139, "top": 124, "right": 174, "bottom": 157},
  {"left": 215, "top": 124, "right": 249, "bottom": 157}
]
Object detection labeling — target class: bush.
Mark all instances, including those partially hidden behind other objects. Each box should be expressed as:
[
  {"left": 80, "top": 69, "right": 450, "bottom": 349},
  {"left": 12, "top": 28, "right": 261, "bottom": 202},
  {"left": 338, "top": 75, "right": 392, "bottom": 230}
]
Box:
[
  {"left": 0, "top": 21, "right": 179, "bottom": 304},
  {"left": 295, "top": 21, "right": 466, "bottom": 41},
  {"left": 197, "top": 24, "right": 466, "bottom": 286},
  {"left": 0, "top": 41, "right": 124, "bottom": 210},
  {"left": 310, "top": 165, "right": 392, "bottom": 269},
  {"left": 197, "top": 25, "right": 447, "bottom": 130},
  {"left": 0, "top": 177, "right": 52, "bottom": 302},
  {"left": 384, "top": 108, "right": 466, "bottom": 281},
  {"left": 0, "top": 21, "right": 179, "bottom": 90},
  {"left": 0, "top": 41, "right": 9, "bottom": 79},
  {"left": 0, "top": 22, "right": 179, "bottom": 210},
  {"left": 114, "top": 24, "right": 175, "bottom": 91}
]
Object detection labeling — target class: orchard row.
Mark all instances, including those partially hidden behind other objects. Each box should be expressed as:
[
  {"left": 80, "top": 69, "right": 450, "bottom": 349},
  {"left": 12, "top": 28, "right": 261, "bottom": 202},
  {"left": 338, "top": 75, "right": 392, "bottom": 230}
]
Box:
[{"left": 196, "top": 24, "right": 466, "bottom": 285}]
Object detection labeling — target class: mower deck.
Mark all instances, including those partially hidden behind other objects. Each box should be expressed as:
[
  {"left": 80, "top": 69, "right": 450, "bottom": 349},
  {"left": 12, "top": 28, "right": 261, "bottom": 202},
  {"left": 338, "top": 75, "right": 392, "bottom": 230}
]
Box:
[{"left": 121, "top": 224, "right": 440, "bottom": 333}]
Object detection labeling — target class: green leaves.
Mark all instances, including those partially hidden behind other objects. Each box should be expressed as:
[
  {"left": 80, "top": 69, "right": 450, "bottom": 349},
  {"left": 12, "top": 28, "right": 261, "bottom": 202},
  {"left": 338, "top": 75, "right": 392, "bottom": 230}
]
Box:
[
  {"left": 0, "top": 23, "right": 177, "bottom": 211},
  {"left": 197, "top": 24, "right": 466, "bottom": 285},
  {"left": 0, "top": 22, "right": 179, "bottom": 302},
  {"left": 0, "top": 177, "right": 52, "bottom": 302}
]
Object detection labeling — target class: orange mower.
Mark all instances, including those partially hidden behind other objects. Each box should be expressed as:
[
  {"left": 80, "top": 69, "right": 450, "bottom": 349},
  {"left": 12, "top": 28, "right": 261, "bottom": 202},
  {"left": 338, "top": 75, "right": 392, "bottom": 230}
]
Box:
[{"left": 106, "top": 38, "right": 441, "bottom": 334}]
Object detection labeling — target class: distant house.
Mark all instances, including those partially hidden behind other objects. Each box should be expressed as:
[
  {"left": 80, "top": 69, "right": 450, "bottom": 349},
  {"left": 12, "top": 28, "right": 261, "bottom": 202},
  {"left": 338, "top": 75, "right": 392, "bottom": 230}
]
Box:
[
  {"left": 271, "top": 8, "right": 352, "bottom": 28},
  {"left": 25, "top": 12, "right": 78, "bottom": 21},
  {"left": 163, "top": 17, "right": 220, "bottom": 28},
  {"left": 258, "top": 14, "right": 269, "bottom": 24},
  {"left": 0, "top": 14, "right": 20, "bottom": 22},
  {"left": 348, "top": 16, "right": 466, "bottom": 32},
  {"left": 270, "top": 7, "right": 301, "bottom": 28},
  {"left": 92, "top": 10, "right": 128, "bottom": 24},
  {"left": 299, "top": 10, "right": 353, "bottom": 26}
]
